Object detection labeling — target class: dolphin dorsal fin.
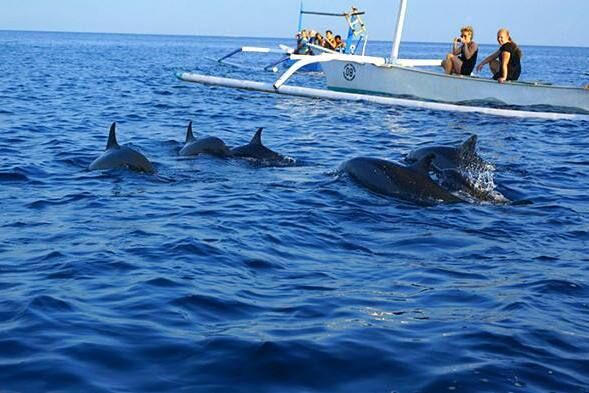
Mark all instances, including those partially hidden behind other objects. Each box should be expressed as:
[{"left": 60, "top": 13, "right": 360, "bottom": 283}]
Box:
[
  {"left": 250, "top": 128, "right": 264, "bottom": 145},
  {"left": 460, "top": 135, "right": 478, "bottom": 157},
  {"left": 185, "top": 121, "right": 195, "bottom": 143},
  {"left": 412, "top": 153, "right": 435, "bottom": 174},
  {"left": 107, "top": 122, "right": 119, "bottom": 149}
]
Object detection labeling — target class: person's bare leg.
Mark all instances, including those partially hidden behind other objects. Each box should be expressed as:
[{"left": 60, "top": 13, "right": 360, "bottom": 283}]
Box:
[
  {"left": 441, "top": 59, "right": 448, "bottom": 73},
  {"left": 442, "top": 54, "right": 454, "bottom": 74},
  {"left": 451, "top": 56, "right": 464, "bottom": 75},
  {"left": 489, "top": 59, "right": 500, "bottom": 76}
]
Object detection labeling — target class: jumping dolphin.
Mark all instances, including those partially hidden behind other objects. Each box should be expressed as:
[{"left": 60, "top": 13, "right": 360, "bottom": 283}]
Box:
[
  {"left": 406, "top": 135, "right": 484, "bottom": 171},
  {"left": 341, "top": 155, "right": 463, "bottom": 204},
  {"left": 179, "top": 121, "right": 231, "bottom": 157},
  {"left": 231, "top": 128, "right": 284, "bottom": 161},
  {"left": 89, "top": 123, "right": 155, "bottom": 173}
]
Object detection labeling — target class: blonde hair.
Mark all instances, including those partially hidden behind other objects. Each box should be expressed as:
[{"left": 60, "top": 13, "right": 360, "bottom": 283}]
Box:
[
  {"left": 461, "top": 26, "right": 474, "bottom": 38},
  {"left": 498, "top": 28, "right": 523, "bottom": 59}
]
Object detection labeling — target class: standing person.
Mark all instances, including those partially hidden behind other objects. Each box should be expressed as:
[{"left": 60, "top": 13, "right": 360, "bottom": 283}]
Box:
[
  {"left": 441, "top": 26, "right": 478, "bottom": 76},
  {"left": 476, "top": 28, "right": 522, "bottom": 83}
]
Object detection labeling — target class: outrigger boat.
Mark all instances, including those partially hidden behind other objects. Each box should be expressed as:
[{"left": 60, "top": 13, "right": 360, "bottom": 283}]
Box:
[
  {"left": 179, "top": 0, "right": 589, "bottom": 121},
  {"left": 216, "top": 4, "right": 368, "bottom": 73}
]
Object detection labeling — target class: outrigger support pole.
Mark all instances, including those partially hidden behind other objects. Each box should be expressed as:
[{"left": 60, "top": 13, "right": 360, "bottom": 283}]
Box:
[{"left": 390, "top": 0, "right": 408, "bottom": 64}]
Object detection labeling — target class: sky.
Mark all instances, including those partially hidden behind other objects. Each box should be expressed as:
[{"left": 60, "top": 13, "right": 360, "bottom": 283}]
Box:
[{"left": 1, "top": 0, "right": 588, "bottom": 47}]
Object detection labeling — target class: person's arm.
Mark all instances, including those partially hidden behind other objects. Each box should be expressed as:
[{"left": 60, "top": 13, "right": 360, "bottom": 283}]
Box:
[
  {"left": 476, "top": 49, "right": 500, "bottom": 72},
  {"left": 452, "top": 38, "right": 462, "bottom": 55},
  {"left": 497, "top": 51, "right": 511, "bottom": 83},
  {"left": 463, "top": 42, "right": 478, "bottom": 60}
]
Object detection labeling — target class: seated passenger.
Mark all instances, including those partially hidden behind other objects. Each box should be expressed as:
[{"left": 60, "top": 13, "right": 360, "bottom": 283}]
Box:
[
  {"left": 476, "top": 28, "right": 522, "bottom": 83},
  {"left": 294, "top": 30, "right": 310, "bottom": 55},
  {"left": 334, "top": 35, "right": 345, "bottom": 52},
  {"left": 441, "top": 26, "right": 478, "bottom": 76},
  {"left": 324, "top": 30, "right": 337, "bottom": 50},
  {"left": 314, "top": 32, "right": 326, "bottom": 48}
]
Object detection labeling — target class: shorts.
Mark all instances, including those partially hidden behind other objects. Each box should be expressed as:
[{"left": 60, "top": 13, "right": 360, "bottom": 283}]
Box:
[{"left": 493, "top": 68, "right": 521, "bottom": 81}]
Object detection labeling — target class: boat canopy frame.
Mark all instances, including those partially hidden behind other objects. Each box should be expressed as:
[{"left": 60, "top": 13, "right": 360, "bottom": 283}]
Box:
[
  {"left": 297, "top": 2, "right": 368, "bottom": 56},
  {"left": 216, "top": 3, "right": 370, "bottom": 72}
]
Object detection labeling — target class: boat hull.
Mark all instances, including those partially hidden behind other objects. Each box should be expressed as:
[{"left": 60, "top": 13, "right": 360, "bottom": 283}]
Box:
[
  {"left": 284, "top": 59, "right": 322, "bottom": 73},
  {"left": 321, "top": 61, "right": 589, "bottom": 113}
]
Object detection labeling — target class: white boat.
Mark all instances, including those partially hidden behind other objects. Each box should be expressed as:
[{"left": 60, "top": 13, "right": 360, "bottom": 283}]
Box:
[
  {"left": 320, "top": 60, "right": 589, "bottom": 112},
  {"left": 179, "top": 0, "right": 589, "bottom": 120},
  {"left": 315, "top": 0, "right": 589, "bottom": 113}
]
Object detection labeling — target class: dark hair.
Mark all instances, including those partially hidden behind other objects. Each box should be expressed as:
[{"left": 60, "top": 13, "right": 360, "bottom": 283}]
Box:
[
  {"left": 335, "top": 35, "right": 342, "bottom": 40},
  {"left": 326, "top": 30, "right": 333, "bottom": 35},
  {"left": 514, "top": 42, "right": 523, "bottom": 59}
]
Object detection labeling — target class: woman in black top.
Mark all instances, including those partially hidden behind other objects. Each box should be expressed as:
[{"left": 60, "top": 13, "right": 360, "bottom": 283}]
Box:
[
  {"left": 442, "top": 26, "right": 479, "bottom": 76},
  {"left": 477, "top": 28, "right": 522, "bottom": 83}
]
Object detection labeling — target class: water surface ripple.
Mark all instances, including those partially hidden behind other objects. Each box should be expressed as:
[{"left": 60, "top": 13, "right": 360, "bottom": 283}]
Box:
[{"left": 1, "top": 31, "right": 588, "bottom": 392}]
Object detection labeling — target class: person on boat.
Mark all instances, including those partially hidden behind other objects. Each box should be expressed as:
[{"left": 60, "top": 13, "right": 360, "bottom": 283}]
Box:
[
  {"left": 441, "top": 26, "right": 478, "bottom": 76},
  {"left": 476, "top": 28, "right": 522, "bottom": 83},
  {"left": 314, "top": 32, "right": 326, "bottom": 48},
  {"left": 334, "top": 35, "right": 345, "bottom": 52},
  {"left": 324, "top": 30, "right": 337, "bottom": 51},
  {"left": 294, "top": 30, "right": 311, "bottom": 55}
]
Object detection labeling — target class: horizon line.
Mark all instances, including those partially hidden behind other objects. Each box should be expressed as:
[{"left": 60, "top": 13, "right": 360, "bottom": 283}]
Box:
[{"left": 1, "top": 29, "right": 588, "bottom": 49}]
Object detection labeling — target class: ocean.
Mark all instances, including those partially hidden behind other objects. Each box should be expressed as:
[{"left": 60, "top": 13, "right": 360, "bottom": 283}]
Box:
[{"left": 0, "top": 31, "right": 588, "bottom": 392}]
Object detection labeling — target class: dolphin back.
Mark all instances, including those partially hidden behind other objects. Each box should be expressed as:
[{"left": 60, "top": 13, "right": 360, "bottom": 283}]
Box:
[
  {"left": 90, "top": 146, "right": 154, "bottom": 173},
  {"left": 250, "top": 128, "right": 263, "bottom": 145},
  {"left": 90, "top": 123, "right": 154, "bottom": 173},
  {"left": 343, "top": 157, "right": 462, "bottom": 204},
  {"left": 180, "top": 136, "right": 231, "bottom": 157},
  {"left": 185, "top": 121, "right": 195, "bottom": 144},
  {"left": 459, "top": 135, "right": 478, "bottom": 159},
  {"left": 231, "top": 128, "right": 283, "bottom": 161},
  {"left": 107, "top": 122, "right": 119, "bottom": 150},
  {"left": 410, "top": 154, "right": 435, "bottom": 174}
]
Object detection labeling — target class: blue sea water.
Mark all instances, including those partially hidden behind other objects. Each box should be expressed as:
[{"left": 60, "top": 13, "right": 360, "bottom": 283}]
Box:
[{"left": 1, "top": 30, "right": 589, "bottom": 392}]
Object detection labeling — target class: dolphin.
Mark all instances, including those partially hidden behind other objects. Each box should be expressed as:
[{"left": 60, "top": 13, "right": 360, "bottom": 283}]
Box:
[
  {"left": 439, "top": 168, "right": 512, "bottom": 203},
  {"left": 341, "top": 155, "right": 462, "bottom": 204},
  {"left": 406, "top": 135, "right": 485, "bottom": 171},
  {"left": 230, "top": 128, "right": 284, "bottom": 161},
  {"left": 89, "top": 123, "right": 155, "bottom": 173},
  {"left": 405, "top": 135, "right": 503, "bottom": 202},
  {"left": 179, "top": 121, "right": 231, "bottom": 157}
]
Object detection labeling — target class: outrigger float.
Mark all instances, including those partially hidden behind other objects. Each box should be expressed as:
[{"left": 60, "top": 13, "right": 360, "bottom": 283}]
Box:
[{"left": 179, "top": 0, "right": 589, "bottom": 121}]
